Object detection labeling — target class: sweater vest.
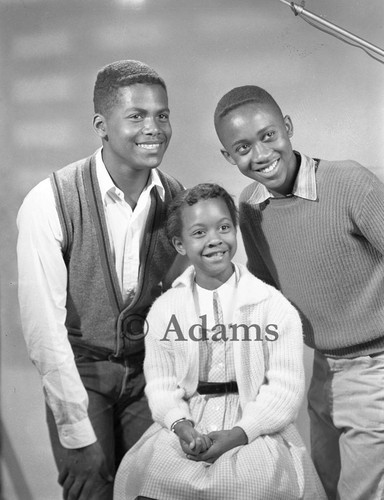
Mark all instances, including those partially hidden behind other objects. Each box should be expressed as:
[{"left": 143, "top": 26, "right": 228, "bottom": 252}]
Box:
[{"left": 50, "top": 153, "right": 183, "bottom": 358}]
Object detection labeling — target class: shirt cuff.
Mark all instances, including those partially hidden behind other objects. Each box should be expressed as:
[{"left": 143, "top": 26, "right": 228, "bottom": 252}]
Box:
[{"left": 58, "top": 417, "right": 97, "bottom": 449}]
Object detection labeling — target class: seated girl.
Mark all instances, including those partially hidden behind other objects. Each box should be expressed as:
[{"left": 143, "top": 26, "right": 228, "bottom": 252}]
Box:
[{"left": 114, "top": 183, "right": 325, "bottom": 500}]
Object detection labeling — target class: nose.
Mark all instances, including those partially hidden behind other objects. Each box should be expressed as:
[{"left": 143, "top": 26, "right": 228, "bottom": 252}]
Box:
[
  {"left": 251, "top": 142, "right": 271, "bottom": 163},
  {"left": 142, "top": 116, "right": 160, "bottom": 135},
  {"left": 207, "top": 237, "right": 223, "bottom": 248}
]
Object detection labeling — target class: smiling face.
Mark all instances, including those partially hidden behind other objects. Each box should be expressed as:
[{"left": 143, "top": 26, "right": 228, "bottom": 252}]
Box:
[
  {"left": 217, "top": 102, "right": 298, "bottom": 196},
  {"left": 93, "top": 83, "right": 171, "bottom": 174},
  {"left": 173, "top": 197, "right": 237, "bottom": 290}
]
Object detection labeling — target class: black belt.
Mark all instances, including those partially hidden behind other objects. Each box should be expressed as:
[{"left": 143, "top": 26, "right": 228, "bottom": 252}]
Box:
[{"left": 197, "top": 381, "right": 238, "bottom": 394}]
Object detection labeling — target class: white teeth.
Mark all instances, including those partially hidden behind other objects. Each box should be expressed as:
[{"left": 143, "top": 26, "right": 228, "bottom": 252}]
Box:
[
  {"left": 137, "top": 143, "right": 160, "bottom": 149},
  {"left": 205, "top": 252, "right": 224, "bottom": 258},
  {"left": 260, "top": 160, "right": 278, "bottom": 174}
]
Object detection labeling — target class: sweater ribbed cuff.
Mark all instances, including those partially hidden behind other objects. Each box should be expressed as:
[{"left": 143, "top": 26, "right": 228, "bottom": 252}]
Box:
[{"left": 164, "top": 407, "right": 192, "bottom": 431}]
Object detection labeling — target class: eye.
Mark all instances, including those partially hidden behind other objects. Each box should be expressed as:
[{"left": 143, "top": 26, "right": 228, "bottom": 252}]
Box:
[
  {"left": 158, "top": 112, "right": 170, "bottom": 121},
  {"left": 219, "top": 224, "right": 231, "bottom": 232},
  {"left": 192, "top": 229, "right": 205, "bottom": 237},
  {"left": 264, "top": 131, "right": 275, "bottom": 141},
  {"left": 128, "top": 113, "right": 143, "bottom": 120},
  {"left": 235, "top": 144, "right": 250, "bottom": 155}
]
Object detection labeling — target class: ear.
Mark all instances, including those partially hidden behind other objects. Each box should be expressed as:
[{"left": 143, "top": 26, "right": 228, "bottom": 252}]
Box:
[
  {"left": 172, "top": 236, "right": 186, "bottom": 256},
  {"left": 283, "top": 115, "right": 294, "bottom": 138},
  {"left": 220, "top": 149, "right": 237, "bottom": 166},
  {"left": 93, "top": 113, "right": 108, "bottom": 139}
]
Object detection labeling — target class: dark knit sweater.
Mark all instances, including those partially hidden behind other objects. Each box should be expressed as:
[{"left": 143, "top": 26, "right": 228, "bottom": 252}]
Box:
[
  {"left": 240, "top": 157, "right": 384, "bottom": 357},
  {"left": 50, "top": 152, "right": 184, "bottom": 358}
]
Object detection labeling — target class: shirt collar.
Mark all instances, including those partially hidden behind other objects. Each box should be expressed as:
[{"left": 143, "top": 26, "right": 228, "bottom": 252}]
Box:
[
  {"left": 95, "top": 147, "right": 165, "bottom": 204},
  {"left": 173, "top": 264, "right": 240, "bottom": 291},
  {"left": 173, "top": 263, "right": 270, "bottom": 306},
  {"left": 245, "top": 152, "right": 318, "bottom": 205}
]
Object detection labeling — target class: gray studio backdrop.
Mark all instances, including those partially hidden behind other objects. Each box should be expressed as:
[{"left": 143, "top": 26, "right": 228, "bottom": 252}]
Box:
[{"left": 1, "top": 0, "right": 383, "bottom": 498}]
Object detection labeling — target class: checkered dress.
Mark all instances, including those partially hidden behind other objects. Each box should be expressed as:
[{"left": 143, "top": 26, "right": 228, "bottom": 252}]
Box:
[{"left": 114, "top": 276, "right": 325, "bottom": 499}]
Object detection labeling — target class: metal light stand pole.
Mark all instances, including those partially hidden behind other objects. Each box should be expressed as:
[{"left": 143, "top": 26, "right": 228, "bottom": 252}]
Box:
[{"left": 278, "top": 0, "right": 384, "bottom": 59}]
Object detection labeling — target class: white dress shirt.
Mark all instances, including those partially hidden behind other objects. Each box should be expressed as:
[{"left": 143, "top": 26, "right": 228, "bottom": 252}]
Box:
[
  {"left": 95, "top": 149, "right": 165, "bottom": 300},
  {"left": 16, "top": 148, "right": 165, "bottom": 448}
]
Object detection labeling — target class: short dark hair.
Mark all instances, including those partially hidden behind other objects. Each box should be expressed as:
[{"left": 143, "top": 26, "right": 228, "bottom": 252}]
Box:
[
  {"left": 214, "top": 85, "right": 283, "bottom": 130},
  {"left": 93, "top": 59, "right": 167, "bottom": 116},
  {"left": 166, "top": 183, "right": 238, "bottom": 242}
]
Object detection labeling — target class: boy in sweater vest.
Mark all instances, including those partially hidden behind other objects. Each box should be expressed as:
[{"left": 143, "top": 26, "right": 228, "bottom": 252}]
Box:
[
  {"left": 213, "top": 85, "right": 384, "bottom": 500},
  {"left": 17, "top": 60, "right": 184, "bottom": 500}
]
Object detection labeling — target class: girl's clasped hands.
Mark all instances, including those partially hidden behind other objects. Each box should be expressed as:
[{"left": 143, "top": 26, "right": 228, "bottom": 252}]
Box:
[{"left": 173, "top": 420, "right": 248, "bottom": 464}]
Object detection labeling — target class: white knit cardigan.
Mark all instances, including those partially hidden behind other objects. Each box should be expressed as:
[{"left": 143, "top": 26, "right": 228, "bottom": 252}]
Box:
[{"left": 144, "top": 263, "right": 304, "bottom": 443}]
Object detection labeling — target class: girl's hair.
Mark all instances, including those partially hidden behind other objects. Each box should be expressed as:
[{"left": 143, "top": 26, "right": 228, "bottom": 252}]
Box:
[{"left": 166, "top": 183, "right": 238, "bottom": 242}]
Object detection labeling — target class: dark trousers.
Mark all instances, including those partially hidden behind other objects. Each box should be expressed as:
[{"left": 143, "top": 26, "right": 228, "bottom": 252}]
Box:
[{"left": 46, "top": 353, "right": 153, "bottom": 500}]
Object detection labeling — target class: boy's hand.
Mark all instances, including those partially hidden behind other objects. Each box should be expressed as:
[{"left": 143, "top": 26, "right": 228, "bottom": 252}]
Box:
[
  {"left": 173, "top": 420, "right": 212, "bottom": 456},
  {"left": 186, "top": 427, "right": 248, "bottom": 464},
  {"left": 59, "top": 441, "right": 113, "bottom": 500}
]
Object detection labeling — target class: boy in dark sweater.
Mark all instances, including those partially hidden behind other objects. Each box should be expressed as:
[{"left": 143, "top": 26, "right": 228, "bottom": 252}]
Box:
[
  {"left": 214, "top": 85, "right": 384, "bottom": 500},
  {"left": 17, "top": 60, "right": 184, "bottom": 500}
]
